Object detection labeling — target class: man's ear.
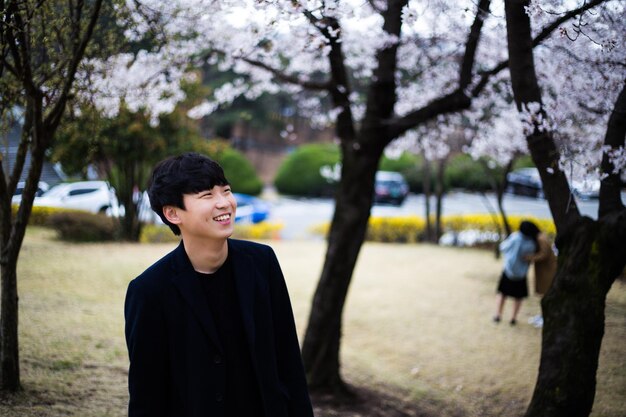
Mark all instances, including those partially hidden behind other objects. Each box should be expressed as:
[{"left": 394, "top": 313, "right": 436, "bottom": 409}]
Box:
[{"left": 163, "top": 205, "right": 182, "bottom": 225}]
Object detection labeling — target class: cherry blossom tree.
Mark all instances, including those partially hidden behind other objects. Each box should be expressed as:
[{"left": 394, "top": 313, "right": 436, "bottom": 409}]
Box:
[
  {"left": 91, "top": 0, "right": 618, "bottom": 399},
  {"left": 502, "top": 1, "right": 625, "bottom": 416}
]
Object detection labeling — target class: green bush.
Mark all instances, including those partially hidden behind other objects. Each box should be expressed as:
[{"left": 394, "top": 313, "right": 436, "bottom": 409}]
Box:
[
  {"left": 46, "top": 212, "right": 119, "bottom": 242},
  {"left": 274, "top": 143, "right": 341, "bottom": 197},
  {"left": 214, "top": 148, "right": 264, "bottom": 195},
  {"left": 445, "top": 154, "right": 493, "bottom": 191}
]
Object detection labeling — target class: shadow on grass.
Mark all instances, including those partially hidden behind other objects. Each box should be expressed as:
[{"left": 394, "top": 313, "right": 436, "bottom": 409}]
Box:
[{"left": 311, "top": 383, "right": 468, "bottom": 417}]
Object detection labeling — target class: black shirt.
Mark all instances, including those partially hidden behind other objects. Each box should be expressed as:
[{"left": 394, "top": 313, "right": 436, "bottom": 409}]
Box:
[{"left": 197, "top": 256, "right": 264, "bottom": 417}]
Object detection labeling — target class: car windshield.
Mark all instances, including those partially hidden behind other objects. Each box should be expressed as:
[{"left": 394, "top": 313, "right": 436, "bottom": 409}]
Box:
[{"left": 42, "top": 186, "right": 70, "bottom": 198}]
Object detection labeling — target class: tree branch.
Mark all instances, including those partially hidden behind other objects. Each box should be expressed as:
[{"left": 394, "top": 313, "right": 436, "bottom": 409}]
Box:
[
  {"left": 459, "top": 0, "right": 491, "bottom": 89},
  {"left": 471, "top": 0, "right": 609, "bottom": 97},
  {"left": 598, "top": 79, "right": 626, "bottom": 217},
  {"left": 7, "top": 105, "right": 32, "bottom": 197},
  {"left": 238, "top": 55, "right": 332, "bottom": 91},
  {"left": 46, "top": 0, "right": 103, "bottom": 133}
]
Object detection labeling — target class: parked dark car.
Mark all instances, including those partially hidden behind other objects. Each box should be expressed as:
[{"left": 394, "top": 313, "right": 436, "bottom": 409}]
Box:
[
  {"left": 507, "top": 167, "right": 602, "bottom": 200},
  {"left": 506, "top": 167, "right": 544, "bottom": 198},
  {"left": 374, "top": 171, "right": 410, "bottom": 205}
]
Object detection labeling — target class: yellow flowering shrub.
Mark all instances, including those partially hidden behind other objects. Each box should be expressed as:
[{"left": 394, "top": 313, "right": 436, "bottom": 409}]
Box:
[
  {"left": 366, "top": 216, "right": 425, "bottom": 243},
  {"left": 234, "top": 222, "right": 283, "bottom": 240},
  {"left": 312, "top": 214, "right": 556, "bottom": 243},
  {"left": 139, "top": 222, "right": 284, "bottom": 243},
  {"left": 12, "top": 205, "right": 84, "bottom": 226},
  {"left": 139, "top": 224, "right": 180, "bottom": 243}
]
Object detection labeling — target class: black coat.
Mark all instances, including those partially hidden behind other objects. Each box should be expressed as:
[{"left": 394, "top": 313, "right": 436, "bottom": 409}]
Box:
[{"left": 124, "top": 239, "right": 314, "bottom": 417}]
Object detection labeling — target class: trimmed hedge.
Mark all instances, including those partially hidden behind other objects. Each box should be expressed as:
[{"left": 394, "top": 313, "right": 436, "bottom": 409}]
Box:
[
  {"left": 274, "top": 143, "right": 340, "bottom": 197},
  {"left": 214, "top": 148, "right": 264, "bottom": 196},
  {"left": 46, "top": 212, "right": 119, "bottom": 242}
]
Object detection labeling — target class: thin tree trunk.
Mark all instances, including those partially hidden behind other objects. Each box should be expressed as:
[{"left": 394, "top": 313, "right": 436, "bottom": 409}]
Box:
[
  {"left": 423, "top": 158, "right": 433, "bottom": 242},
  {"left": 434, "top": 158, "right": 446, "bottom": 240},
  {"left": 0, "top": 260, "right": 19, "bottom": 391}
]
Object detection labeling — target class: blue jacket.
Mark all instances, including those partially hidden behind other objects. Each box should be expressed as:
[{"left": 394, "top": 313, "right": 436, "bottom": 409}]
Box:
[
  {"left": 499, "top": 231, "right": 537, "bottom": 279},
  {"left": 125, "top": 239, "right": 314, "bottom": 417}
]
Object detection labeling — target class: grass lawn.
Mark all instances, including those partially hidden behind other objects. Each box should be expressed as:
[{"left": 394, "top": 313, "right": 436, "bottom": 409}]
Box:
[{"left": 0, "top": 227, "right": 624, "bottom": 416}]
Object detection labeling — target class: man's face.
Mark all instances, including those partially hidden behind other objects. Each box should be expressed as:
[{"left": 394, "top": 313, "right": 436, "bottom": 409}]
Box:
[{"left": 175, "top": 185, "right": 237, "bottom": 241}]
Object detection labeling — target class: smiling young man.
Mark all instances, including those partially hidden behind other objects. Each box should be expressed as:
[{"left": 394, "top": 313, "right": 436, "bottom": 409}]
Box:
[{"left": 124, "top": 152, "right": 314, "bottom": 417}]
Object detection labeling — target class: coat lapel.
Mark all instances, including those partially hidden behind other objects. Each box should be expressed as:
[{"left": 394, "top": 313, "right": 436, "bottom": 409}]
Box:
[
  {"left": 229, "top": 240, "right": 257, "bottom": 351},
  {"left": 170, "top": 242, "right": 223, "bottom": 353}
]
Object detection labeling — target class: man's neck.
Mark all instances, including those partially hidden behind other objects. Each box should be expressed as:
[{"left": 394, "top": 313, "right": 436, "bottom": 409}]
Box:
[{"left": 182, "top": 237, "right": 229, "bottom": 274}]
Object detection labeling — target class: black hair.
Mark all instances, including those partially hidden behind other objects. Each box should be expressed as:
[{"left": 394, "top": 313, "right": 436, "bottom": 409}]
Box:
[
  {"left": 519, "top": 220, "right": 540, "bottom": 249},
  {"left": 147, "top": 152, "right": 229, "bottom": 235}
]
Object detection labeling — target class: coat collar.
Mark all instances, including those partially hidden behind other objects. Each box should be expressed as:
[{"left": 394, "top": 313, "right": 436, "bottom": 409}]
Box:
[{"left": 169, "top": 239, "right": 257, "bottom": 353}]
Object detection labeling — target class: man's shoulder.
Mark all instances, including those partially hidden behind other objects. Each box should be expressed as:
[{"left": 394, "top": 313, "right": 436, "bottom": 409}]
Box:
[
  {"left": 131, "top": 246, "right": 177, "bottom": 290},
  {"left": 229, "top": 238, "right": 273, "bottom": 258}
]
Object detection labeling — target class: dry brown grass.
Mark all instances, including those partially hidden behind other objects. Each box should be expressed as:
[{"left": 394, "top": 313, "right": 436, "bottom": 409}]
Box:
[{"left": 1, "top": 228, "right": 624, "bottom": 416}]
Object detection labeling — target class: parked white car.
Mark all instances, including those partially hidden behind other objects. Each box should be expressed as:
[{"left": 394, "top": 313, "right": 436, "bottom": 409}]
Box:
[
  {"left": 34, "top": 181, "right": 121, "bottom": 216},
  {"left": 12, "top": 181, "right": 50, "bottom": 204}
]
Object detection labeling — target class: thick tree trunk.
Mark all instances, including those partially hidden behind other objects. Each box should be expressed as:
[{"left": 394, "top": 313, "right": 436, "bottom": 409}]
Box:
[
  {"left": 504, "top": 2, "right": 626, "bottom": 416},
  {"left": 301, "top": 149, "right": 381, "bottom": 393},
  {"left": 526, "top": 214, "right": 625, "bottom": 417},
  {"left": 301, "top": 0, "right": 406, "bottom": 393}
]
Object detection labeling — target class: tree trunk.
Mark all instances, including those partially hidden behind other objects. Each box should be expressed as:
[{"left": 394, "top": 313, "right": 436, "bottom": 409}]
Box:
[
  {"left": 525, "top": 215, "right": 625, "bottom": 417},
  {"left": 504, "top": 2, "right": 626, "bottom": 416},
  {"left": 434, "top": 159, "right": 446, "bottom": 240},
  {"left": 0, "top": 259, "right": 20, "bottom": 391},
  {"left": 301, "top": 149, "right": 381, "bottom": 393},
  {"left": 497, "top": 159, "right": 515, "bottom": 237},
  {"left": 423, "top": 158, "right": 434, "bottom": 242}
]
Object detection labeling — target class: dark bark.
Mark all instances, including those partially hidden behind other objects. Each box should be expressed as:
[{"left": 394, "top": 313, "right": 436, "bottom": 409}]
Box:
[
  {"left": 504, "top": 2, "right": 626, "bottom": 416},
  {"left": 0, "top": 0, "right": 103, "bottom": 391},
  {"left": 598, "top": 79, "right": 626, "bottom": 217},
  {"left": 504, "top": 0, "right": 579, "bottom": 232},
  {"left": 496, "top": 162, "right": 513, "bottom": 237},
  {"left": 481, "top": 157, "right": 514, "bottom": 238},
  {"left": 526, "top": 213, "right": 626, "bottom": 417},
  {"left": 301, "top": 150, "right": 382, "bottom": 393},
  {"left": 301, "top": 0, "right": 406, "bottom": 392},
  {"left": 423, "top": 159, "right": 434, "bottom": 242},
  {"left": 433, "top": 159, "right": 445, "bottom": 240}
]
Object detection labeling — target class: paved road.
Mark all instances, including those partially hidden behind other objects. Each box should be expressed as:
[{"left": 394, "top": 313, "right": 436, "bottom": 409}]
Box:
[{"left": 267, "top": 191, "right": 614, "bottom": 240}]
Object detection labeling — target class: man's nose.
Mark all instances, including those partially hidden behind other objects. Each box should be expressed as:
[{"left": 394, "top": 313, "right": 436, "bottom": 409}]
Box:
[{"left": 215, "top": 193, "right": 230, "bottom": 208}]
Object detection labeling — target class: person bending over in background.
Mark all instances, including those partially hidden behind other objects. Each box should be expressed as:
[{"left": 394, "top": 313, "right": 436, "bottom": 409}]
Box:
[
  {"left": 493, "top": 220, "right": 540, "bottom": 326},
  {"left": 124, "top": 152, "right": 314, "bottom": 417},
  {"left": 525, "top": 229, "right": 558, "bottom": 328}
]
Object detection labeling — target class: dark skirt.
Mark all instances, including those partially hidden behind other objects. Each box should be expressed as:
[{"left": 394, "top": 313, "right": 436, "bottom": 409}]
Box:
[{"left": 497, "top": 272, "right": 528, "bottom": 299}]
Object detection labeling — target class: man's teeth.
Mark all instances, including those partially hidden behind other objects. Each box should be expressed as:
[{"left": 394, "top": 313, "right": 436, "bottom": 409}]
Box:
[{"left": 214, "top": 214, "right": 230, "bottom": 221}]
